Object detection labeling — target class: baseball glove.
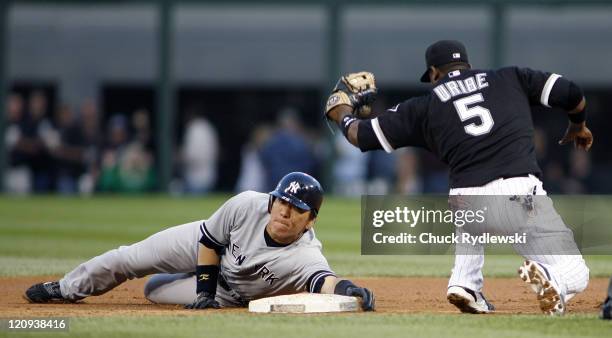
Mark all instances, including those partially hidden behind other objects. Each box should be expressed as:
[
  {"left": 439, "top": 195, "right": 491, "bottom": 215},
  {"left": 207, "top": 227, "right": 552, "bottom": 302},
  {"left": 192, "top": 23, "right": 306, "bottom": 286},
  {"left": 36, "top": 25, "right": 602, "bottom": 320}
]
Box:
[
  {"left": 325, "top": 71, "right": 377, "bottom": 119},
  {"left": 338, "top": 71, "right": 377, "bottom": 94}
]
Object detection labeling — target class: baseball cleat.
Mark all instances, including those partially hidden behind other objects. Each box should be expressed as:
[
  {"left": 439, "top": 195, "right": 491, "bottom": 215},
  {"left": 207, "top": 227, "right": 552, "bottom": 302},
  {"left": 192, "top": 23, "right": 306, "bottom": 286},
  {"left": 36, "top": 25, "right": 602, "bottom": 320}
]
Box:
[
  {"left": 518, "top": 260, "right": 565, "bottom": 315},
  {"left": 602, "top": 276, "right": 612, "bottom": 320},
  {"left": 24, "top": 281, "right": 66, "bottom": 303},
  {"left": 602, "top": 296, "right": 612, "bottom": 320},
  {"left": 447, "top": 285, "right": 495, "bottom": 314}
]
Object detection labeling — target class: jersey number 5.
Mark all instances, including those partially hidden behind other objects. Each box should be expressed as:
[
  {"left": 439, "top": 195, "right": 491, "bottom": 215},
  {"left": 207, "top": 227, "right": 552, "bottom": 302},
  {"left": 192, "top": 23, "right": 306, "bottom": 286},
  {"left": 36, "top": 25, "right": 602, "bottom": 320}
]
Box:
[{"left": 453, "top": 93, "right": 494, "bottom": 136}]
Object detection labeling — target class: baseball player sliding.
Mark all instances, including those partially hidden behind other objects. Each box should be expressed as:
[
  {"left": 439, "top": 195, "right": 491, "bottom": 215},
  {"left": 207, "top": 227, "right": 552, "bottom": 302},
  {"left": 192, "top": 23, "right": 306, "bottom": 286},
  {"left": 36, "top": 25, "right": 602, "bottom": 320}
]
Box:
[
  {"left": 325, "top": 40, "right": 592, "bottom": 315},
  {"left": 24, "top": 172, "right": 375, "bottom": 311}
]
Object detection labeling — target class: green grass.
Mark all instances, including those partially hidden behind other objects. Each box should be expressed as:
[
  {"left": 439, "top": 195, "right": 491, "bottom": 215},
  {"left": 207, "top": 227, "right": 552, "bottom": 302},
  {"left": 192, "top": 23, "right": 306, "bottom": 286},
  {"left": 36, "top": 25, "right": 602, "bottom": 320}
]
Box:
[
  {"left": 5, "top": 313, "right": 611, "bottom": 338},
  {"left": 1, "top": 195, "right": 611, "bottom": 277},
  {"left": 1, "top": 195, "right": 611, "bottom": 337}
]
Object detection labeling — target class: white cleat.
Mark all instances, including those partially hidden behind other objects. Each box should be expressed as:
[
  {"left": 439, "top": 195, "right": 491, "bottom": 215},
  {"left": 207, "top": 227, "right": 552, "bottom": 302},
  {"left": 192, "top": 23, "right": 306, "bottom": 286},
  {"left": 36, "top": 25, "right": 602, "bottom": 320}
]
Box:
[
  {"left": 518, "top": 260, "right": 565, "bottom": 316},
  {"left": 447, "top": 285, "right": 495, "bottom": 314}
]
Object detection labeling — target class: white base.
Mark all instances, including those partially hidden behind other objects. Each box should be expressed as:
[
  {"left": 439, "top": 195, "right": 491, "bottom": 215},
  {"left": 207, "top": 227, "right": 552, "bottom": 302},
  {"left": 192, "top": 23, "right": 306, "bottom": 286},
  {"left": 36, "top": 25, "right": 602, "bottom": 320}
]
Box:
[{"left": 248, "top": 293, "right": 360, "bottom": 313}]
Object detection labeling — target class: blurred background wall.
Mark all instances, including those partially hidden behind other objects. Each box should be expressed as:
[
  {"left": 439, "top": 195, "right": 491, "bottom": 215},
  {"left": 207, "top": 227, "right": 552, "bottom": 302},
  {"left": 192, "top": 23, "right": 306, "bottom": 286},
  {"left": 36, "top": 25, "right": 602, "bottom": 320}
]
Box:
[{"left": 2, "top": 1, "right": 611, "bottom": 195}]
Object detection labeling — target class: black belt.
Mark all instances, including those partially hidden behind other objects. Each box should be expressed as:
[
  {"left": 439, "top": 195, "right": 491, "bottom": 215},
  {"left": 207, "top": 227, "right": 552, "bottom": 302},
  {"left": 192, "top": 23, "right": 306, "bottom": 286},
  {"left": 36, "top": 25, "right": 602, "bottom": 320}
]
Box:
[{"left": 500, "top": 173, "right": 531, "bottom": 179}]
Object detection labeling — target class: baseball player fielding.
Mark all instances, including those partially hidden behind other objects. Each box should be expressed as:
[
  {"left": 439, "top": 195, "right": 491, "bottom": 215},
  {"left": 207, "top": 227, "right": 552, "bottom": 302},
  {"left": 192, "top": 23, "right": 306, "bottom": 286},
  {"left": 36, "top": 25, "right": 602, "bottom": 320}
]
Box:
[{"left": 326, "top": 40, "right": 593, "bottom": 316}]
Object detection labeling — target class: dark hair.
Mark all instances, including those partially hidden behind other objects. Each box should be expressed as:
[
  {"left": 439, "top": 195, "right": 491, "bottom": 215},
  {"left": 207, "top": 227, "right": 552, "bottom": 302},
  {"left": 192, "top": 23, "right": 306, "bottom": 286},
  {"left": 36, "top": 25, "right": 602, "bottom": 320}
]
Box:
[{"left": 436, "top": 61, "right": 470, "bottom": 74}]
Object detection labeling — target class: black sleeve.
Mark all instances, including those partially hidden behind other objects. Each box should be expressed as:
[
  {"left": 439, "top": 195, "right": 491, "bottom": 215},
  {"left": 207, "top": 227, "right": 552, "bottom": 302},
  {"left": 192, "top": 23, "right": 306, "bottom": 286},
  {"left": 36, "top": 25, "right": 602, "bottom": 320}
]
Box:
[
  {"left": 197, "top": 192, "right": 255, "bottom": 254},
  {"left": 512, "top": 67, "right": 583, "bottom": 110},
  {"left": 199, "top": 222, "right": 225, "bottom": 255},
  {"left": 357, "top": 97, "right": 429, "bottom": 153}
]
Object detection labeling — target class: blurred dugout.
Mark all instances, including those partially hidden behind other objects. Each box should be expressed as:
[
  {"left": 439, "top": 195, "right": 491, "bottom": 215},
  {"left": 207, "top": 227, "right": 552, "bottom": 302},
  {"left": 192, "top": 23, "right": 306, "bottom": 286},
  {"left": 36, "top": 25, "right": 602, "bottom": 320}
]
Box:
[{"left": 2, "top": 1, "right": 612, "bottom": 194}]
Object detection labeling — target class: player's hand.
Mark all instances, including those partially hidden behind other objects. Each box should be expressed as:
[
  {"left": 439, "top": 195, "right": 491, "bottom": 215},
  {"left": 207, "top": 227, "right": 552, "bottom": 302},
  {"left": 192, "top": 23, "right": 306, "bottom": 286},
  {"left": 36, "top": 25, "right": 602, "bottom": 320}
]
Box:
[
  {"left": 337, "top": 71, "right": 377, "bottom": 119},
  {"left": 324, "top": 90, "right": 376, "bottom": 120},
  {"left": 346, "top": 286, "right": 375, "bottom": 311},
  {"left": 558, "top": 121, "right": 593, "bottom": 151},
  {"left": 324, "top": 71, "right": 377, "bottom": 120},
  {"left": 184, "top": 292, "right": 221, "bottom": 310}
]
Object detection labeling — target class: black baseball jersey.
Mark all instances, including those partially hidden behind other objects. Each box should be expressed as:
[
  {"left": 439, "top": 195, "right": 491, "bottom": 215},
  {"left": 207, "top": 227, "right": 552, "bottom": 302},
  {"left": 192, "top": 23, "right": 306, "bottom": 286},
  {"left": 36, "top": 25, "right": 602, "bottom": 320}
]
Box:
[{"left": 358, "top": 67, "right": 567, "bottom": 188}]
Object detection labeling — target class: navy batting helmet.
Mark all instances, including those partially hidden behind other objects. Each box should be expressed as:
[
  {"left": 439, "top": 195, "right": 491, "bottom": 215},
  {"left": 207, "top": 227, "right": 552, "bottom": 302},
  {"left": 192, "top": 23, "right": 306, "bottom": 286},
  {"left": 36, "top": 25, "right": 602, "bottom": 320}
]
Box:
[{"left": 268, "top": 172, "right": 324, "bottom": 216}]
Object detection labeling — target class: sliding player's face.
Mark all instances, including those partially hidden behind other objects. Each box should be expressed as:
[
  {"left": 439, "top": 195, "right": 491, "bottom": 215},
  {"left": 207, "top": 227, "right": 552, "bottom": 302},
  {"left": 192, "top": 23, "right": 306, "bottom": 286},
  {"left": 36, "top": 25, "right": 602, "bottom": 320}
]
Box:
[{"left": 268, "top": 199, "right": 314, "bottom": 244}]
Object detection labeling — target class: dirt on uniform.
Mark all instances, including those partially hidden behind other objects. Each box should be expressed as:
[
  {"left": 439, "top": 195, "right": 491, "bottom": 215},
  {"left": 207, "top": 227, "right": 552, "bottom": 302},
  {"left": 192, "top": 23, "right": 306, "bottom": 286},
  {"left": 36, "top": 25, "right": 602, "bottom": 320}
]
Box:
[{"left": 0, "top": 276, "right": 606, "bottom": 317}]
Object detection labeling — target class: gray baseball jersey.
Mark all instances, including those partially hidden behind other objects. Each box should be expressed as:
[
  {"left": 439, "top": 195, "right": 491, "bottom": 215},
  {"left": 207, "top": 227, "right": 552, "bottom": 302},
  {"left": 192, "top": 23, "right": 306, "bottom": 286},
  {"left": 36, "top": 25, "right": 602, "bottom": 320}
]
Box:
[
  {"left": 201, "top": 191, "right": 335, "bottom": 306},
  {"left": 58, "top": 190, "right": 334, "bottom": 307}
]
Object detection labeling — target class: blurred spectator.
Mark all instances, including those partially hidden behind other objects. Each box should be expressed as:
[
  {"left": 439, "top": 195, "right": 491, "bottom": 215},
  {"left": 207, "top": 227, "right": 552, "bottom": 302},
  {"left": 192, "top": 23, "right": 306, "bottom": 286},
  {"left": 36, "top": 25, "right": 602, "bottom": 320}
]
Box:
[
  {"left": 332, "top": 132, "right": 366, "bottom": 196},
  {"left": 98, "top": 115, "right": 129, "bottom": 192},
  {"left": 22, "top": 90, "right": 57, "bottom": 192},
  {"left": 366, "top": 150, "right": 397, "bottom": 194},
  {"left": 235, "top": 125, "right": 270, "bottom": 192},
  {"left": 420, "top": 152, "right": 449, "bottom": 193},
  {"left": 534, "top": 127, "right": 559, "bottom": 193},
  {"left": 115, "top": 142, "right": 156, "bottom": 192},
  {"left": 98, "top": 115, "right": 155, "bottom": 193},
  {"left": 543, "top": 161, "right": 565, "bottom": 194},
  {"left": 565, "top": 149, "right": 593, "bottom": 194},
  {"left": 181, "top": 109, "right": 218, "bottom": 194},
  {"left": 259, "top": 107, "right": 318, "bottom": 191},
  {"left": 4, "top": 92, "right": 31, "bottom": 194},
  {"left": 132, "top": 108, "right": 153, "bottom": 151},
  {"left": 51, "top": 104, "right": 86, "bottom": 194},
  {"left": 396, "top": 148, "right": 422, "bottom": 194},
  {"left": 79, "top": 99, "right": 102, "bottom": 195}
]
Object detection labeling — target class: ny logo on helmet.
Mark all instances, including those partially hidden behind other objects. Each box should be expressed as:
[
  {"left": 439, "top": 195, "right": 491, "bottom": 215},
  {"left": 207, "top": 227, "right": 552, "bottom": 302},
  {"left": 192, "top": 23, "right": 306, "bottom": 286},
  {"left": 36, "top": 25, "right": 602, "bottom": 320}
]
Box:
[{"left": 285, "top": 181, "right": 301, "bottom": 194}]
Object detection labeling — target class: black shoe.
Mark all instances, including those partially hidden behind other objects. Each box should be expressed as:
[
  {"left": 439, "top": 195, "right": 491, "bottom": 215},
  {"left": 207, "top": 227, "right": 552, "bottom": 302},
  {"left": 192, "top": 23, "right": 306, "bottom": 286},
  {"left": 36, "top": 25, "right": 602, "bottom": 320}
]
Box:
[
  {"left": 602, "top": 276, "right": 612, "bottom": 320},
  {"left": 602, "top": 296, "right": 612, "bottom": 320},
  {"left": 24, "top": 281, "right": 65, "bottom": 303},
  {"left": 447, "top": 285, "right": 495, "bottom": 314}
]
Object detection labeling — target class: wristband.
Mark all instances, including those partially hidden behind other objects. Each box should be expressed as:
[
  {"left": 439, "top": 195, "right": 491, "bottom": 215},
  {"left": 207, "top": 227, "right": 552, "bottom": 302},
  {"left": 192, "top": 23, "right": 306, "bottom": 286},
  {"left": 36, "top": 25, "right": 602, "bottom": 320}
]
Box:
[
  {"left": 196, "top": 265, "right": 219, "bottom": 295},
  {"left": 568, "top": 108, "right": 586, "bottom": 124},
  {"left": 337, "top": 114, "right": 357, "bottom": 138}
]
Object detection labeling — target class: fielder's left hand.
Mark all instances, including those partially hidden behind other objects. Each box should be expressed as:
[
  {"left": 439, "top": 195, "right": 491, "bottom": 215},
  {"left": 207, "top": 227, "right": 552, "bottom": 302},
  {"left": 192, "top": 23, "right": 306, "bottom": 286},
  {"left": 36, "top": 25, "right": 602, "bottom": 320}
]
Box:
[{"left": 324, "top": 71, "right": 378, "bottom": 121}]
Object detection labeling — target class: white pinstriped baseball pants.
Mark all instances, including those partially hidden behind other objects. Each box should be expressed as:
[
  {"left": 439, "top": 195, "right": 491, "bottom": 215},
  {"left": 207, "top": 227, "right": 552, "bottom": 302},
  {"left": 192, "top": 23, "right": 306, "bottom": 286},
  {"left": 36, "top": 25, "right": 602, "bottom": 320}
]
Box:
[{"left": 447, "top": 175, "right": 589, "bottom": 300}]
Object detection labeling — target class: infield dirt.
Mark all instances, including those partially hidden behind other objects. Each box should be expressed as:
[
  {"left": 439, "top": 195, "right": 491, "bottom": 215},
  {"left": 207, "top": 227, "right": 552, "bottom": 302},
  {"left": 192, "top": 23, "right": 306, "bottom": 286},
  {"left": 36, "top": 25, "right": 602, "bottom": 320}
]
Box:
[{"left": 1, "top": 276, "right": 606, "bottom": 317}]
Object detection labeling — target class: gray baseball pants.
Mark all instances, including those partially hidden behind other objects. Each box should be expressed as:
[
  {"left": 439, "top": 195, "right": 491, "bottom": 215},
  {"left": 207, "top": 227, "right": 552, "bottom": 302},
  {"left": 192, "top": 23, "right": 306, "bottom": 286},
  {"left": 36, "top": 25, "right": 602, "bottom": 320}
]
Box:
[{"left": 59, "top": 220, "right": 201, "bottom": 302}]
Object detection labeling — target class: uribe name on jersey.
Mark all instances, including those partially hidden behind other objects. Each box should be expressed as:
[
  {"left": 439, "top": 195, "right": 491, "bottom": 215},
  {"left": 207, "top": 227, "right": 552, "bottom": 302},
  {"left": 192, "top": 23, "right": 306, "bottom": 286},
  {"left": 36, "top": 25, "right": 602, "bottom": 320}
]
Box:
[{"left": 433, "top": 72, "right": 489, "bottom": 102}]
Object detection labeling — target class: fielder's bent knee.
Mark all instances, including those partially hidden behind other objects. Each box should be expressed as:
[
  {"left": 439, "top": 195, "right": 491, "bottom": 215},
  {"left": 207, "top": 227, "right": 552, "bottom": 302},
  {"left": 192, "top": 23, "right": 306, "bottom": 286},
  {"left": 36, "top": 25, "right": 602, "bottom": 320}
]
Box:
[{"left": 575, "top": 262, "right": 590, "bottom": 293}]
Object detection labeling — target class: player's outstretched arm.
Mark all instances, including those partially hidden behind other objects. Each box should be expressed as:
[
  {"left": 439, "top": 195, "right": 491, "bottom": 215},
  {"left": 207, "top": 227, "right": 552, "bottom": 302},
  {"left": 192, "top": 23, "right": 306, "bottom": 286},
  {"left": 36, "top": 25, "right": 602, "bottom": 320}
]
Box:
[
  {"left": 319, "top": 276, "right": 375, "bottom": 311},
  {"left": 518, "top": 68, "right": 593, "bottom": 151},
  {"left": 327, "top": 105, "right": 360, "bottom": 146},
  {"left": 185, "top": 243, "right": 222, "bottom": 310}
]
